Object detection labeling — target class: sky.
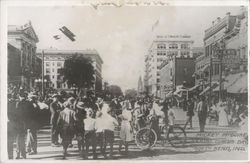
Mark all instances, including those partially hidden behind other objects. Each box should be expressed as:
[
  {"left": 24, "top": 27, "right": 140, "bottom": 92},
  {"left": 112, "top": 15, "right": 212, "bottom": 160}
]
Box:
[{"left": 7, "top": 6, "right": 242, "bottom": 91}]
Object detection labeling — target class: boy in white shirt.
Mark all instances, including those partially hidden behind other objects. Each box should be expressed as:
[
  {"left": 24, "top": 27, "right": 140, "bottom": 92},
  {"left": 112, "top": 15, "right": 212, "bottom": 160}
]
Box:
[
  {"left": 95, "top": 111, "right": 104, "bottom": 157},
  {"left": 101, "top": 108, "right": 119, "bottom": 158},
  {"left": 83, "top": 108, "right": 97, "bottom": 159}
]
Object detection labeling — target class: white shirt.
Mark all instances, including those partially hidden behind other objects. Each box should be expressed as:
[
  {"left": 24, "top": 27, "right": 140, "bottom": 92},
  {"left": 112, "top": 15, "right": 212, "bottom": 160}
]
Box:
[
  {"left": 38, "top": 102, "right": 49, "bottom": 110},
  {"left": 84, "top": 117, "right": 96, "bottom": 131},
  {"left": 168, "top": 108, "right": 175, "bottom": 125},
  {"left": 95, "top": 117, "right": 104, "bottom": 132},
  {"left": 101, "top": 114, "right": 118, "bottom": 131}
]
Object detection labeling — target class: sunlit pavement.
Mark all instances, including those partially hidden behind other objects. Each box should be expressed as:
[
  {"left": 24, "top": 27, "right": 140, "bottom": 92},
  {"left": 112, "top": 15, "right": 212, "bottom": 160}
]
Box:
[{"left": 24, "top": 107, "right": 248, "bottom": 160}]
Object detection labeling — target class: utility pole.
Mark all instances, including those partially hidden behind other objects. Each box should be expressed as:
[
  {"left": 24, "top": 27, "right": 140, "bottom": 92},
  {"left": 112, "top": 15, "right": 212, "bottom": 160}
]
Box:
[
  {"left": 209, "top": 51, "right": 213, "bottom": 106},
  {"left": 219, "top": 52, "right": 223, "bottom": 101},
  {"left": 42, "top": 50, "right": 44, "bottom": 97}
]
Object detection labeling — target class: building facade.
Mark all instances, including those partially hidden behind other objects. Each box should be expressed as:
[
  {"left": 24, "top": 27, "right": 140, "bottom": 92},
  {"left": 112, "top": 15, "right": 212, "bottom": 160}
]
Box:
[
  {"left": 144, "top": 35, "right": 194, "bottom": 97},
  {"left": 195, "top": 7, "right": 248, "bottom": 87},
  {"left": 137, "top": 76, "right": 144, "bottom": 95},
  {"left": 36, "top": 49, "right": 103, "bottom": 92},
  {"left": 159, "top": 58, "right": 195, "bottom": 98},
  {"left": 8, "top": 21, "right": 40, "bottom": 89}
]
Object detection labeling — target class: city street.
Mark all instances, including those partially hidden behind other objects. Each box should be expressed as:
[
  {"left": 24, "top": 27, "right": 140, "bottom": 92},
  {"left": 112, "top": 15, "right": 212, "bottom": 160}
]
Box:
[
  {"left": 25, "top": 108, "right": 247, "bottom": 160},
  {"left": 4, "top": 4, "right": 248, "bottom": 162}
]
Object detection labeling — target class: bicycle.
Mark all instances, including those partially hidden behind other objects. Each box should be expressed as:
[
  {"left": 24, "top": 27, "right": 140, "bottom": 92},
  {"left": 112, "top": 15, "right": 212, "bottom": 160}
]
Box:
[{"left": 134, "top": 116, "right": 186, "bottom": 150}]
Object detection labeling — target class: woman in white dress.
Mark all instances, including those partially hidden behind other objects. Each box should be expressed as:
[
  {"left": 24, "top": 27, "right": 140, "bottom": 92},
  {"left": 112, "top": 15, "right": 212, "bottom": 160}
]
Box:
[
  {"left": 217, "top": 102, "right": 229, "bottom": 127},
  {"left": 119, "top": 100, "right": 133, "bottom": 154}
]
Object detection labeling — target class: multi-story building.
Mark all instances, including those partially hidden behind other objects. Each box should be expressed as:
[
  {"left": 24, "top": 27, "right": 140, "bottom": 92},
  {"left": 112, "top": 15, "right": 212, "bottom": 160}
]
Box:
[
  {"left": 36, "top": 49, "right": 103, "bottom": 92},
  {"left": 195, "top": 7, "right": 248, "bottom": 86},
  {"left": 159, "top": 57, "right": 195, "bottom": 98},
  {"left": 144, "top": 35, "right": 194, "bottom": 97},
  {"left": 8, "top": 21, "right": 40, "bottom": 89}
]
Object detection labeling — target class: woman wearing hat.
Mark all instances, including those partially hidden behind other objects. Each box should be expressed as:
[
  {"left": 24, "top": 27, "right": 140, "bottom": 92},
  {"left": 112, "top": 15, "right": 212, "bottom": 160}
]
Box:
[
  {"left": 217, "top": 100, "right": 229, "bottom": 127},
  {"left": 56, "top": 97, "right": 76, "bottom": 159},
  {"left": 119, "top": 100, "right": 133, "bottom": 154}
]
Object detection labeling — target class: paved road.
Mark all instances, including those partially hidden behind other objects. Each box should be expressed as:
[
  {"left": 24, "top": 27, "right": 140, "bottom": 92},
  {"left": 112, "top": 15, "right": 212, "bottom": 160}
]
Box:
[{"left": 17, "top": 108, "right": 248, "bottom": 160}]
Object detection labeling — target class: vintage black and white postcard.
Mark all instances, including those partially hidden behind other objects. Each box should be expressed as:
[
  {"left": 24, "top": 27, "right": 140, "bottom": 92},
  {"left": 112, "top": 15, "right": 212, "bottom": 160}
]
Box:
[{"left": 0, "top": 0, "right": 249, "bottom": 162}]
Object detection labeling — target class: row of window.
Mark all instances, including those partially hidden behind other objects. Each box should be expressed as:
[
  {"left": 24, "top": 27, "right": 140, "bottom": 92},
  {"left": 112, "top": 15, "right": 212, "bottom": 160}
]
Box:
[
  {"left": 167, "top": 44, "right": 190, "bottom": 49},
  {"left": 46, "top": 62, "right": 62, "bottom": 67},
  {"left": 45, "top": 68, "right": 60, "bottom": 74}
]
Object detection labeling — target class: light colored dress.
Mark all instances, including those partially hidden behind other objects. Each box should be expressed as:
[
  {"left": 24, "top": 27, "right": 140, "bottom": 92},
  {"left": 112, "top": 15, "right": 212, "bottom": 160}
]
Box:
[
  {"left": 120, "top": 109, "right": 134, "bottom": 142},
  {"left": 218, "top": 104, "right": 229, "bottom": 126}
]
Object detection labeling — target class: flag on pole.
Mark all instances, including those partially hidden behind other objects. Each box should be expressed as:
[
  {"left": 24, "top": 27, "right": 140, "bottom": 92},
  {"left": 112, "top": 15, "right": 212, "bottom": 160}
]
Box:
[{"left": 152, "top": 20, "right": 159, "bottom": 31}]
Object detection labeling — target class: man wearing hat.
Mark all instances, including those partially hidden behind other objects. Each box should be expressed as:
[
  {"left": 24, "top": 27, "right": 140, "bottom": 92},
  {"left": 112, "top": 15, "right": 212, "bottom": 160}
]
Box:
[
  {"left": 15, "top": 92, "right": 33, "bottom": 159},
  {"left": 75, "top": 101, "right": 86, "bottom": 153},
  {"left": 50, "top": 94, "right": 62, "bottom": 146},
  {"left": 26, "top": 93, "right": 40, "bottom": 155}
]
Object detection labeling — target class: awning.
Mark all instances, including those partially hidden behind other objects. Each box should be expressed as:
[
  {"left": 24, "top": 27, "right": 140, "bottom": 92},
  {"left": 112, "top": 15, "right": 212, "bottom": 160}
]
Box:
[
  {"left": 165, "top": 91, "right": 174, "bottom": 99},
  {"left": 200, "top": 82, "right": 218, "bottom": 95},
  {"left": 174, "top": 85, "right": 188, "bottom": 95},
  {"left": 213, "top": 72, "right": 247, "bottom": 93},
  {"left": 227, "top": 73, "right": 247, "bottom": 94},
  {"left": 188, "top": 85, "right": 200, "bottom": 91},
  {"left": 198, "top": 64, "right": 210, "bottom": 74},
  {"left": 199, "top": 86, "right": 210, "bottom": 95}
]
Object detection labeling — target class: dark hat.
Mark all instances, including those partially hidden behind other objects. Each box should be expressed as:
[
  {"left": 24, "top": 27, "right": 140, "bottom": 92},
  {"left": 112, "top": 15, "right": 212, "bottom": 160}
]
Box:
[{"left": 19, "top": 92, "right": 27, "bottom": 98}]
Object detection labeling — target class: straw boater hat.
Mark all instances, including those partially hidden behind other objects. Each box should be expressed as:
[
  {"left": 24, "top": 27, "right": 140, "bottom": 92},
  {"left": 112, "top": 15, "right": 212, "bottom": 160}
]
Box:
[
  {"left": 28, "top": 93, "right": 38, "bottom": 99},
  {"left": 76, "top": 101, "right": 85, "bottom": 109},
  {"left": 52, "top": 94, "right": 60, "bottom": 98},
  {"left": 102, "top": 103, "right": 111, "bottom": 114},
  {"left": 97, "top": 97, "right": 104, "bottom": 104}
]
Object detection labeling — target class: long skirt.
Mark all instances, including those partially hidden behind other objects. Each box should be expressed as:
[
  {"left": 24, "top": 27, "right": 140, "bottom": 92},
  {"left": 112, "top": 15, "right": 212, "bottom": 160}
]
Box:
[
  {"left": 120, "top": 121, "right": 133, "bottom": 142},
  {"left": 59, "top": 126, "right": 75, "bottom": 145}
]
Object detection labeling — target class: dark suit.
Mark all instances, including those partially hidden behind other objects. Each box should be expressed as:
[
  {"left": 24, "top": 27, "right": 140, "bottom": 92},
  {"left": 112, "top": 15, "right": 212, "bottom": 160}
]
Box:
[
  {"left": 50, "top": 101, "right": 62, "bottom": 144},
  {"left": 7, "top": 99, "right": 19, "bottom": 159},
  {"left": 16, "top": 99, "right": 34, "bottom": 158},
  {"left": 197, "top": 100, "right": 207, "bottom": 132},
  {"left": 26, "top": 101, "right": 40, "bottom": 153}
]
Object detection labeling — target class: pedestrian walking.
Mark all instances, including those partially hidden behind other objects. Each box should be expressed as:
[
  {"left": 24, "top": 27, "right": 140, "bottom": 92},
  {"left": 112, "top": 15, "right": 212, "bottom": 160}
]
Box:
[
  {"left": 217, "top": 101, "right": 229, "bottom": 127},
  {"left": 74, "top": 101, "right": 86, "bottom": 153},
  {"left": 50, "top": 94, "right": 62, "bottom": 146},
  {"left": 26, "top": 93, "right": 40, "bottom": 155},
  {"left": 7, "top": 93, "right": 18, "bottom": 159},
  {"left": 184, "top": 98, "right": 195, "bottom": 129},
  {"left": 197, "top": 96, "right": 208, "bottom": 132},
  {"left": 101, "top": 105, "right": 118, "bottom": 158},
  {"left": 119, "top": 100, "right": 133, "bottom": 154},
  {"left": 56, "top": 97, "right": 77, "bottom": 159},
  {"left": 15, "top": 92, "right": 31, "bottom": 159},
  {"left": 83, "top": 108, "right": 97, "bottom": 159},
  {"left": 95, "top": 111, "right": 104, "bottom": 156}
]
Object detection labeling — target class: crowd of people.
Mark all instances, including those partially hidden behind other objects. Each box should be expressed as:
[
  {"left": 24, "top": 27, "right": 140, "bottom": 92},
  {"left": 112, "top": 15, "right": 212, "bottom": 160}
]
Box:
[{"left": 7, "top": 84, "right": 248, "bottom": 160}]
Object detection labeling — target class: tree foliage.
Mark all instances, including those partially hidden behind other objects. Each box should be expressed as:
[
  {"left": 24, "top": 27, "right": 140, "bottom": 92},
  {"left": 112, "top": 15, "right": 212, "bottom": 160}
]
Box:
[
  {"left": 108, "top": 85, "right": 123, "bottom": 98},
  {"left": 125, "top": 89, "right": 137, "bottom": 99},
  {"left": 60, "top": 54, "right": 95, "bottom": 89}
]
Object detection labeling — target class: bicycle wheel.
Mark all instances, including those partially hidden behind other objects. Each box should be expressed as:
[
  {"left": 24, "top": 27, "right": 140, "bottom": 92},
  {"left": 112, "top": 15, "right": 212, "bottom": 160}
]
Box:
[
  {"left": 167, "top": 126, "right": 186, "bottom": 148},
  {"left": 135, "top": 128, "right": 157, "bottom": 150}
]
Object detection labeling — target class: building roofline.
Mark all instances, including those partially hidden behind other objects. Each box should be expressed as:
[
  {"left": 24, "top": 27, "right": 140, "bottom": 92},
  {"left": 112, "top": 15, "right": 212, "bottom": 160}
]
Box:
[{"left": 36, "top": 49, "right": 103, "bottom": 64}]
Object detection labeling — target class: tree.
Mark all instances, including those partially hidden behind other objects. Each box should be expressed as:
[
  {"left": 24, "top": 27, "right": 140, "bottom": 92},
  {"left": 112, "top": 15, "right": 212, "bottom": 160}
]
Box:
[
  {"left": 108, "top": 85, "right": 123, "bottom": 98},
  {"left": 60, "top": 54, "right": 95, "bottom": 93},
  {"left": 125, "top": 89, "right": 137, "bottom": 100}
]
